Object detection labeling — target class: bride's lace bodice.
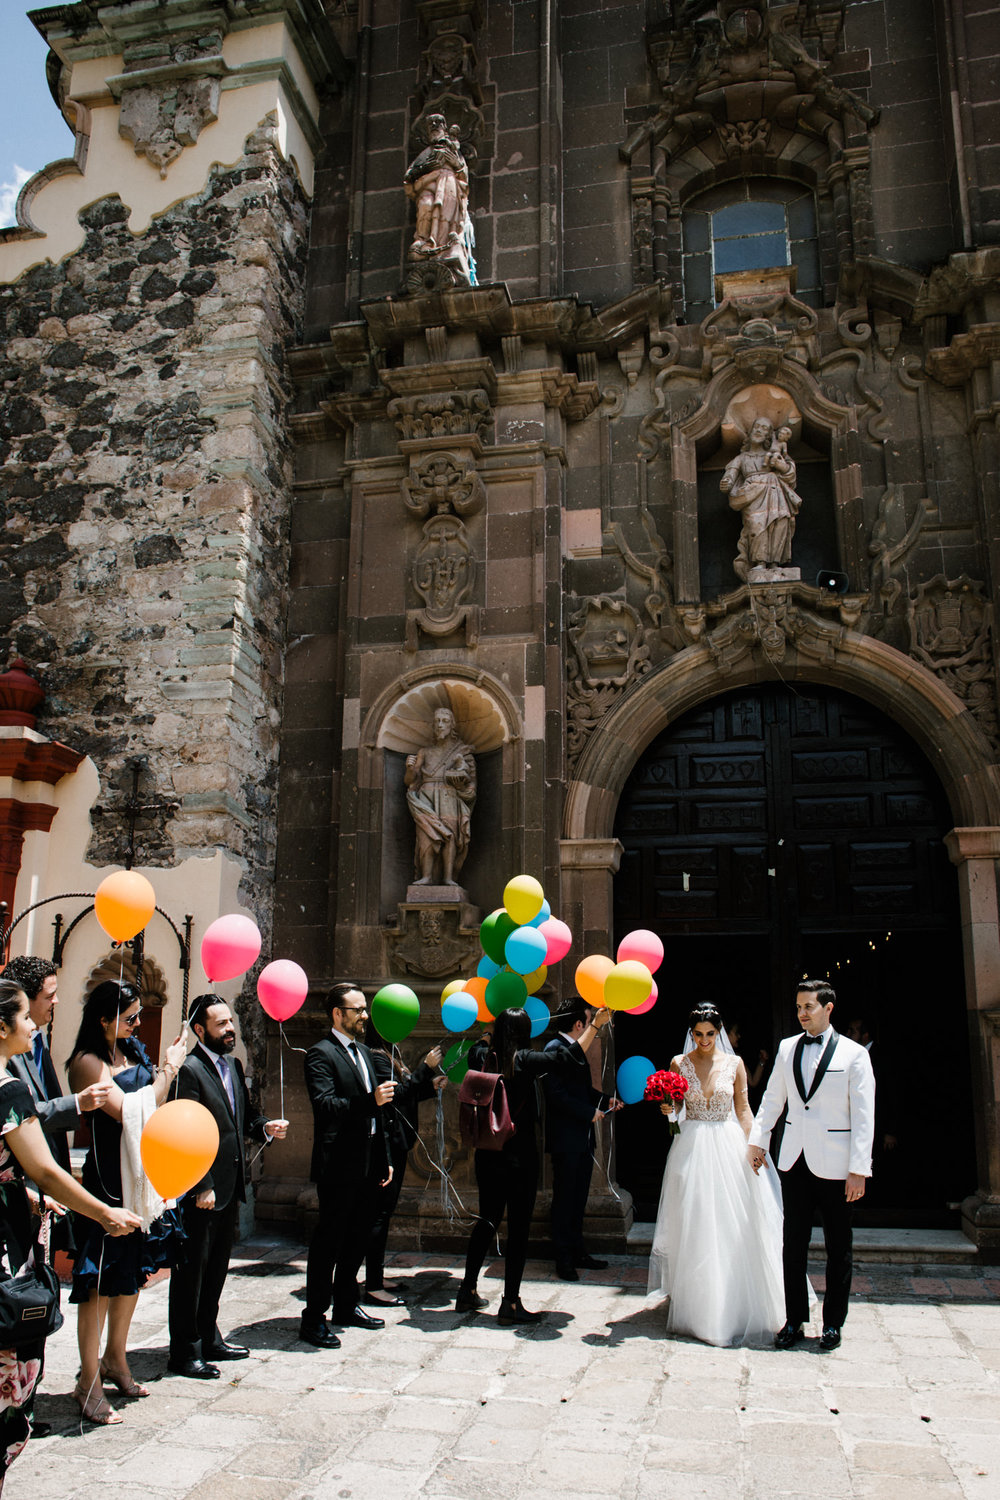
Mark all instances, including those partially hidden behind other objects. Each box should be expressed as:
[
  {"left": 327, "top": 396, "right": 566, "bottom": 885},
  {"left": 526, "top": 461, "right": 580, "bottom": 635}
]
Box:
[{"left": 679, "top": 1053, "right": 738, "bottom": 1122}]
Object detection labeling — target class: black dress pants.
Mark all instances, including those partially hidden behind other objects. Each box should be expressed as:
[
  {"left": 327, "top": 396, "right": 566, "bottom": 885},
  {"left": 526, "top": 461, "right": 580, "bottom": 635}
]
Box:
[
  {"left": 463, "top": 1147, "right": 538, "bottom": 1302},
  {"left": 169, "top": 1198, "right": 238, "bottom": 1360},
  {"left": 304, "top": 1176, "right": 380, "bottom": 1322},
  {"left": 779, "top": 1154, "right": 854, "bottom": 1330},
  {"left": 549, "top": 1148, "right": 594, "bottom": 1261},
  {"left": 365, "top": 1149, "right": 406, "bottom": 1291}
]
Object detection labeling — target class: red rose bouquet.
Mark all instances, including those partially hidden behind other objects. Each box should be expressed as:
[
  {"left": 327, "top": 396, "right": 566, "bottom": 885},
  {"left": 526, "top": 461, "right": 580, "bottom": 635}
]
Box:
[{"left": 644, "top": 1069, "right": 688, "bottom": 1134}]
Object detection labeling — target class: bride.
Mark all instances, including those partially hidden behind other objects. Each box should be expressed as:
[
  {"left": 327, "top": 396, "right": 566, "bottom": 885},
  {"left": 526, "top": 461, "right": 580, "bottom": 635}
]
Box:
[{"left": 648, "top": 1003, "right": 784, "bottom": 1346}]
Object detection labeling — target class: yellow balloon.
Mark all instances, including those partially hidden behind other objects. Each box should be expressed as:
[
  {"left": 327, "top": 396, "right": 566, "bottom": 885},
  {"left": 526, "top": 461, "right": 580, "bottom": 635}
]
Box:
[
  {"left": 441, "top": 978, "right": 467, "bottom": 1005},
  {"left": 524, "top": 964, "right": 547, "bottom": 995},
  {"left": 503, "top": 875, "right": 544, "bottom": 926},
  {"left": 604, "top": 960, "right": 653, "bottom": 1011}
]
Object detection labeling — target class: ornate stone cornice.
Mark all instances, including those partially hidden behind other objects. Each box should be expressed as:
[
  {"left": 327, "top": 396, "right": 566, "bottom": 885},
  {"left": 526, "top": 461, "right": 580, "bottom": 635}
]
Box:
[{"left": 925, "top": 325, "right": 1000, "bottom": 388}]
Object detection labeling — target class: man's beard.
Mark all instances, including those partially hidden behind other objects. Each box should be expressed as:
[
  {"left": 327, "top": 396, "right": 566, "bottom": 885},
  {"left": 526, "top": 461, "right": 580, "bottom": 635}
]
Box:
[{"left": 202, "top": 1033, "right": 236, "bottom": 1055}]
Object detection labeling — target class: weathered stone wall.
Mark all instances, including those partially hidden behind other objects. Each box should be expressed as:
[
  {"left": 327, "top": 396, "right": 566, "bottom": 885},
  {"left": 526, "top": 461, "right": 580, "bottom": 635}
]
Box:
[{"left": 0, "top": 119, "right": 308, "bottom": 1058}]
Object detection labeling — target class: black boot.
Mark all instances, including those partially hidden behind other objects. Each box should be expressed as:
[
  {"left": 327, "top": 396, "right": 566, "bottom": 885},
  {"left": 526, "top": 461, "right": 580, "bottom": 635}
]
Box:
[{"left": 497, "top": 1297, "right": 544, "bottom": 1325}]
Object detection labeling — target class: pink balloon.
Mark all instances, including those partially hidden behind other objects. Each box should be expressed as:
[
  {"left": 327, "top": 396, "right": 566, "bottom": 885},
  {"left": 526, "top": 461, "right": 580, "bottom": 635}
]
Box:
[
  {"left": 617, "top": 928, "right": 664, "bottom": 973},
  {"left": 539, "top": 917, "right": 572, "bottom": 965},
  {"left": 201, "top": 914, "right": 262, "bottom": 983},
  {"left": 628, "top": 976, "right": 659, "bottom": 1017},
  {"left": 257, "top": 960, "right": 308, "bottom": 1021}
]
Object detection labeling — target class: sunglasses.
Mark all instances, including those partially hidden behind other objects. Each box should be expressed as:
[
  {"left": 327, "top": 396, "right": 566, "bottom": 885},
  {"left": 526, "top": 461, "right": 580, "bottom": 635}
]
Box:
[{"left": 122, "top": 1011, "right": 143, "bottom": 1027}]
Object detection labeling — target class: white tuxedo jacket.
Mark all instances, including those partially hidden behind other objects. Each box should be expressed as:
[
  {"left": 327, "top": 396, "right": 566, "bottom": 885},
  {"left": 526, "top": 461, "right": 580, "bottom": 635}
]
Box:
[{"left": 748, "top": 1030, "right": 875, "bottom": 1180}]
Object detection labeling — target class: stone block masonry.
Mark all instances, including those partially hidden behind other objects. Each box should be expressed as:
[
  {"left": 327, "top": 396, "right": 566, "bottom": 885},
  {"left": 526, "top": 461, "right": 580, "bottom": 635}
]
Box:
[{"left": 0, "top": 119, "right": 308, "bottom": 1048}]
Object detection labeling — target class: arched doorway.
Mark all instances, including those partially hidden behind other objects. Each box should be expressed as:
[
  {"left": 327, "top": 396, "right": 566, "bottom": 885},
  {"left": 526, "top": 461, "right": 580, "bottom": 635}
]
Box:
[{"left": 611, "top": 682, "right": 973, "bottom": 1227}]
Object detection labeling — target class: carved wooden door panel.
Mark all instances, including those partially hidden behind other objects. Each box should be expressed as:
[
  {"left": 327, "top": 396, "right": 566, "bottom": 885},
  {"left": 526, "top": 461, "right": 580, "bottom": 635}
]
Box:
[{"left": 612, "top": 684, "right": 970, "bottom": 1225}]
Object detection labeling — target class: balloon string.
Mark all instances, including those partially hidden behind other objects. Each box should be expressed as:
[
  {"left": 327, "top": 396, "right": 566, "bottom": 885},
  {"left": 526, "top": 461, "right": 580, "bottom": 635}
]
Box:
[{"left": 279, "top": 1026, "right": 285, "bottom": 1124}]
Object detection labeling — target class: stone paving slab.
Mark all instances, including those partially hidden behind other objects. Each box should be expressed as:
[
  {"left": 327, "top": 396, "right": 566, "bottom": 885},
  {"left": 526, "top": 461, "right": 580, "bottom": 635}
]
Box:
[{"left": 8, "top": 1237, "right": 1000, "bottom": 1500}]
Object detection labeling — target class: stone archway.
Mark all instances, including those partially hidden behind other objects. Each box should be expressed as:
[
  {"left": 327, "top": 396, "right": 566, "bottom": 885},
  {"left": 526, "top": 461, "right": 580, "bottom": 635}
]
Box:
[{"left": 562, "top": 630, "right": 1000, "bottom": 1246}]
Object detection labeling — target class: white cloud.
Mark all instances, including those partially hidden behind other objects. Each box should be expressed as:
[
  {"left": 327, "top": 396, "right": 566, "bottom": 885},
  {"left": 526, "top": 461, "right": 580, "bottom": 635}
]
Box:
[{"left": 0, "top": 166, "right": 33, "bottom": 229}]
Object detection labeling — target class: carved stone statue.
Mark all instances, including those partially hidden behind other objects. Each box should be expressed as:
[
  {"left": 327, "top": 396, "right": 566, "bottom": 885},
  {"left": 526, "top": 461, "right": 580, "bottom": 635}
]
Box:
[
  {"left": 720, "top": 417, "right": 803, "bottom": 581},
  {"left": 404, "top": 113, "right": 473, "bottom": 284},
  {"left": 405, "top": 706, "right": 476, "bottom": 887}
]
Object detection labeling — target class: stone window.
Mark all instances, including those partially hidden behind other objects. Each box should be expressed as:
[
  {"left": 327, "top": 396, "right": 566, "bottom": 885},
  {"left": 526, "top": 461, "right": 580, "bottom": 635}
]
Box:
[{"left": 681, "top": 179, "right": 821, "bottom": 323}]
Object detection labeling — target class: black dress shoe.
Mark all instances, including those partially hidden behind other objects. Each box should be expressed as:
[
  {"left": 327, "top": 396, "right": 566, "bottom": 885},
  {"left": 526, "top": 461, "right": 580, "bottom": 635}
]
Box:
[
  {"left": 333, "top": 1305, "right": 384, "bottom": 1330},
  {"left": 29, "top": 1421, "right": 52, "bottom": 1440},
  {"left": 774, "top": 1322, "right": 804, "bottom": 1350},
  {"left": 204, "top": 1341, "right": 249, "bottom": 1361},
  {"left": 575, "top": 1254, "right": 608, "bottom": 1270},
  {"left": 168, "top": 1357, "right": 221, "bottom": 1380},
  {"left": 362, "top": 1290, "right": 405, "bottom": 1308},
  {"left": 819, "top": 1326, "right": 842, "bottom": 1352},
  {"left": 298, "top": 1318, "right": 341, "bottom": 1349},
  {"left": 555, "top": 1261, "right": 580, "bottom": 1282}
]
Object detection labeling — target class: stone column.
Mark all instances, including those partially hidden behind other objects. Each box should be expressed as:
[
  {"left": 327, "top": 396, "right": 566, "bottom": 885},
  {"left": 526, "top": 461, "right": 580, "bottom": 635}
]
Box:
[{"left": 944, "top": 826, "right": 1000, "bottom": 1248}]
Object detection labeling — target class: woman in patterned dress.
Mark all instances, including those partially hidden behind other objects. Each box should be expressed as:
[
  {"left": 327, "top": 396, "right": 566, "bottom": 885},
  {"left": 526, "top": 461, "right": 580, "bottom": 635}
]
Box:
[
  {"left": 0, "top": 978, "right": 139, "bottom": 1486},
  {"left": 647, "top": 1002, "right": 785, "bottom": 1346}
]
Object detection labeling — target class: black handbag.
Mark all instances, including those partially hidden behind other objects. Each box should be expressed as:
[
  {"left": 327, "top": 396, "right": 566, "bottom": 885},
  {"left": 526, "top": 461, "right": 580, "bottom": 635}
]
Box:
[{"left": 0, "top": 1235, "right": 64, "bottom": 1347}]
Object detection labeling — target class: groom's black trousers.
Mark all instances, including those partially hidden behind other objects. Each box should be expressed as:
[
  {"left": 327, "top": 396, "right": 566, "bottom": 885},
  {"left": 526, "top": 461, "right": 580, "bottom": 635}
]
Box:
[{"left": 779, "top": 1154, "right": 854, "bottom": 1329}]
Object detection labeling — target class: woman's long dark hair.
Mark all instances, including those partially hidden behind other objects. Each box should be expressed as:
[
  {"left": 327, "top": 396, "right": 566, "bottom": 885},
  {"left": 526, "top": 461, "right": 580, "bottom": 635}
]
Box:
[
  {"left": 0, "top": 979, "right": 25, "bottom": 1031},
  {"left": 491, "top": 1007, "right": 531, "bottom": 1080},
  {"left": 68, "top": 981, "right": 138, "bottom": 1068}
]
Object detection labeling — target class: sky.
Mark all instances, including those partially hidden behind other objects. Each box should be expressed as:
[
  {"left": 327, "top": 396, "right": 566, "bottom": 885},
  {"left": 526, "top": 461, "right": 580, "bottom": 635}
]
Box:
[{"left": 0, "top": 6, "right": 76, "bottom": 227}]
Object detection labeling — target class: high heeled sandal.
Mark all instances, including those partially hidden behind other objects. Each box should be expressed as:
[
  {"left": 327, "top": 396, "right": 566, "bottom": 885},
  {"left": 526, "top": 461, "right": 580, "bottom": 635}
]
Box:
[
  {"left": 99, "top": 1360, "right": 149, "bottom": 1398},
  {"left": 74, "top": 1381, "right": 123, "bottom": 1425}
]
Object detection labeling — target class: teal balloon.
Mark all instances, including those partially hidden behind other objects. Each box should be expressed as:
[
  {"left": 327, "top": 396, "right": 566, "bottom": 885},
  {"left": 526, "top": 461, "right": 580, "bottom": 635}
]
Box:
[
  {"left": 505, "top": 924, "right": 548, "bottom": 976},
  {"left": 442, "top": 991, "right": 478, "bottom": 1033},
  {"left": 616, "top": 1054, "right": 655, "bottom": 1105},
  {"left": 371, "top": 983, "right": 420, "bottom": 1043},
  {"left": 480, "top": 910, "right": 516, "bottom": 965},
  {"left": 524, "top": 996, "right": 550, "bottom": 1038},
  {"left": 477, "top": 954, "right": 502, "bottom": 979},
  {"left": 485, "top": 970, "right": 527, "bottom": 1017},
  {"left": 442, "top": 1036, "right": 476, "bottom": 1084},
  {"left": 528, "top": 899, "right": 552, "bottom": 929}
]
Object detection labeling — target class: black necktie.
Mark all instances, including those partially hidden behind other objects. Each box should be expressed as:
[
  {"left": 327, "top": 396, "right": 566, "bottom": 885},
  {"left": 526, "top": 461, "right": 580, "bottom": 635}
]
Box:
[{"left": 348, "top": 1044, "right": 376, "bottom": 1135}]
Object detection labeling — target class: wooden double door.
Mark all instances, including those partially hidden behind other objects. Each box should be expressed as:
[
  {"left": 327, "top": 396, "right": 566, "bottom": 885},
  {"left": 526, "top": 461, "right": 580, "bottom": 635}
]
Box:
[{"left": 612, "top": 683, "right": 973, "bottom": 1226}]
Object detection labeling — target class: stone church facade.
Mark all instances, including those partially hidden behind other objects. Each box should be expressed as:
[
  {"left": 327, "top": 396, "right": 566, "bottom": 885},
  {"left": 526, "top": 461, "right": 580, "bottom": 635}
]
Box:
[{"left": 2, "top": 0, "right": 1000, "bottom": 1248}]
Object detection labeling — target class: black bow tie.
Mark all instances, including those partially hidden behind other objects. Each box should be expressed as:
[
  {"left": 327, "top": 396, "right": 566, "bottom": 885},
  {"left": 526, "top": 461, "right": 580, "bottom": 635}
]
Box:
[{"left": 802, "top": 1033, "right": 825, "bottom": 1045}]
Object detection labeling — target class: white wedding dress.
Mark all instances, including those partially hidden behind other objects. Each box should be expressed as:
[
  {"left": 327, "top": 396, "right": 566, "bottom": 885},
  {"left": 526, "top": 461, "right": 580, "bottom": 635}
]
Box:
[{"left": 648, "top": 1053, "right": 785, "bottom": 1346}]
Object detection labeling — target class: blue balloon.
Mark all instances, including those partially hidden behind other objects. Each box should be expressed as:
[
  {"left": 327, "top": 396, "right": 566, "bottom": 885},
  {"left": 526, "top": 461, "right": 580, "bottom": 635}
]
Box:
[
  {"left": 504, "top": 924, "right": 548, "bottom": 976},
  {"left": 477, "top": 954, "right": 502, "bottom": 979},
  {"left": 524, "top": 996, "right": 550, "bottom": 1038},
  {"left": 616, "top": 1054, "right": 655, "bottom": 1106},
  {"left": 441, "top": 992, "right": 479, "bottom": 1033},
  {"left": 528, "top": 899, "right": 552, "bottom": 929}
]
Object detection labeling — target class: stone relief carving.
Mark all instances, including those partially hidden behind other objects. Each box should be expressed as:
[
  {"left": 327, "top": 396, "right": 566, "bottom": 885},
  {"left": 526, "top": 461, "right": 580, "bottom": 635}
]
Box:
[
  {"left": 389, "top": 390, "right": 493, "bottom": 443},
  {"left": 721, "top": 416, "right": 802, "bottom": 581},
  {"left": 406, "top": 515, "right": 479, "bottom": 652},
  {"left": 679, "top": 580, "right": 866, "bottom": 673},
  {"left": 404, "top": 112, "right": 475, "bottom": 289},
  {"left": 114, "top": 32, "right": 224, "bottom": 178},
  {"left": 907, "top": 577, "right": 998, "bottom": 747},
  {"left": 405, "top": 707, "right": 477, "bottom": 888},
  {"left": 386, "top": 905, "right": 480, "bottom": 979},
  {"left": 566, "top": 598, "right": 652, "bottom": 770},
  {"left": 402, "top": 451, "right": 485, "bottom": 518}
]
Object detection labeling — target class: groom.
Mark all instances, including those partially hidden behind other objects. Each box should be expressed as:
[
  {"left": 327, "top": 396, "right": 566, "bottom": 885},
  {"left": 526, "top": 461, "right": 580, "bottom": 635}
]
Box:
[{"left": 747, "top": 979, "right": 875, "bottom": 1352}]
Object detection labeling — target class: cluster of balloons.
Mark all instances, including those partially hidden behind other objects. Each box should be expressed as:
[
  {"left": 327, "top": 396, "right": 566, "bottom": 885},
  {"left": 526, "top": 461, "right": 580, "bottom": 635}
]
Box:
[{"left": 575, "top": 928, "right": 663, "bottom": 1018}]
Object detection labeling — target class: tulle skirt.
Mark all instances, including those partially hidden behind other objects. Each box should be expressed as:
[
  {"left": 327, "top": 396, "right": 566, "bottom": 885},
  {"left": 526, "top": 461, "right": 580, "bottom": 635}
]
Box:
[{"left": 648, "top": 1118, "right": 785, "bottom": 1347}]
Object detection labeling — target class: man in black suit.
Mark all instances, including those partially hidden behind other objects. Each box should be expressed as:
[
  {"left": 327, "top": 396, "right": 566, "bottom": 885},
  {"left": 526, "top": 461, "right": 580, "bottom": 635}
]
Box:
[
  {"left": 300, "top": 982, "right": 395, "bottom": 1349},
  {"left": 0, "top": 956, "right": 111, "bottom": 1178},
  {"left": 167, "top": 994, "right": 287, "bottom": 1380},
  {"left": 543, "top": 1000, "right": 620, "bottom": 1282}
]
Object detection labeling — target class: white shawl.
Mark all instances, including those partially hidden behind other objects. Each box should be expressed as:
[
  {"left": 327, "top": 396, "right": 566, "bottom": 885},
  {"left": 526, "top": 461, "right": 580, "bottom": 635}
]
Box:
[{"left": 120, "top": 1085, "right": 167, "bottom": 1231}]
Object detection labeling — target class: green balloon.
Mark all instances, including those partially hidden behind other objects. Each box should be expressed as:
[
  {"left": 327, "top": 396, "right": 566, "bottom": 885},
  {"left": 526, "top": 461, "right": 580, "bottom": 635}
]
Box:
[
  {"left": 371, "top": 983, "right": 420, "bottom": 1043},
  {"left": 480, "top": 910, "right": 516, "bottom": 965},
  {"left": 442, "top": 1036, "right": 476, "bottom": 1084},
  {"left": 485, "top": 970, "right": 527, "bottom": 1017}
]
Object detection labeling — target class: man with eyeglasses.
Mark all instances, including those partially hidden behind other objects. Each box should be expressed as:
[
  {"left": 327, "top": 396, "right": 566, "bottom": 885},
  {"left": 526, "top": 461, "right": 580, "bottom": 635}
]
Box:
[{"left": 300, "top": 982, "right": 395, "bottom": 1349}]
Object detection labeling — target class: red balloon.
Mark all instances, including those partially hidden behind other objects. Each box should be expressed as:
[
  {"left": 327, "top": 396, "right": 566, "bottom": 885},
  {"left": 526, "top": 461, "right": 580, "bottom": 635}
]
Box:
[
  {"left": 257, "top": 960, "right": 308, "bottom": 1021},
  {"left": 201, "top": 914, "right": 262, "bottom": 983}
]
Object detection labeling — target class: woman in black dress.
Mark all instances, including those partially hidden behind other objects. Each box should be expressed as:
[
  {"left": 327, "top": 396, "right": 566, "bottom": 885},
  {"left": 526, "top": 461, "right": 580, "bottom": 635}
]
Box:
[
  {"left": 456, "top": 1004, "right": 611, "bottom": 1324},
  {"left": 0, "top": 978, "right": 139, "bottom": 1485},
  {"left": 67, "top": 981, "right": 187, "bottom": 1423}
]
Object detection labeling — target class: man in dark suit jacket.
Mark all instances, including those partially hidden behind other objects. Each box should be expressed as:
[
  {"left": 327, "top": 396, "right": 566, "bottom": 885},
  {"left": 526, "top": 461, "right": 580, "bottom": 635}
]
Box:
[
  {"left": 543, "top": 1000, "right": 620, "bottom": 1281},
  {"left": 0, "top": 956, "right": 110, "bottom": 1177},
  {"left": 300, "top": 982, "right": 395, "bottom": 1349},
  {"left": 167, "top": 994, "right": 287, "bottom": 1379}
]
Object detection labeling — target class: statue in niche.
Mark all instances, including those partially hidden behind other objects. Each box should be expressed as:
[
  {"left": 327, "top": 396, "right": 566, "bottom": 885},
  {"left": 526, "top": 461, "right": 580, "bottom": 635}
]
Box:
[
  {"left": 721, "top": 417, "right": 802, "bottom": 581},
  {"left": 405, "top": 707, "right": 477, "bottom": 887},
  {"left": 404, "top": 113, "right": 474, "bottom": 284}
]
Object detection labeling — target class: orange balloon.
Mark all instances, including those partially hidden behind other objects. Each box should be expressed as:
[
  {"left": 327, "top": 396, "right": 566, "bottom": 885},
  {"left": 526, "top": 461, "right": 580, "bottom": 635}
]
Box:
[
  {"left": 463, "top": 975, "right": 491, "bottom": 1024},
  {"left": 140, "top": 1100, "right": 220, "bottom": 1200},
  {"left": 575, "top": 954, "right": 614, "bottom": 1006},
  {"left": 94, "top": 870, "right": 156, "bottom": 943}
]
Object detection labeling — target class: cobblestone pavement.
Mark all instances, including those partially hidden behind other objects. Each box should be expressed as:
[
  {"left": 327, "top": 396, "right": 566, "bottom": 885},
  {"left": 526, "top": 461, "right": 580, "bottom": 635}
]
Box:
[{"left": 10, "top": 1238, "right": 1000, "bottom": 1500}]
